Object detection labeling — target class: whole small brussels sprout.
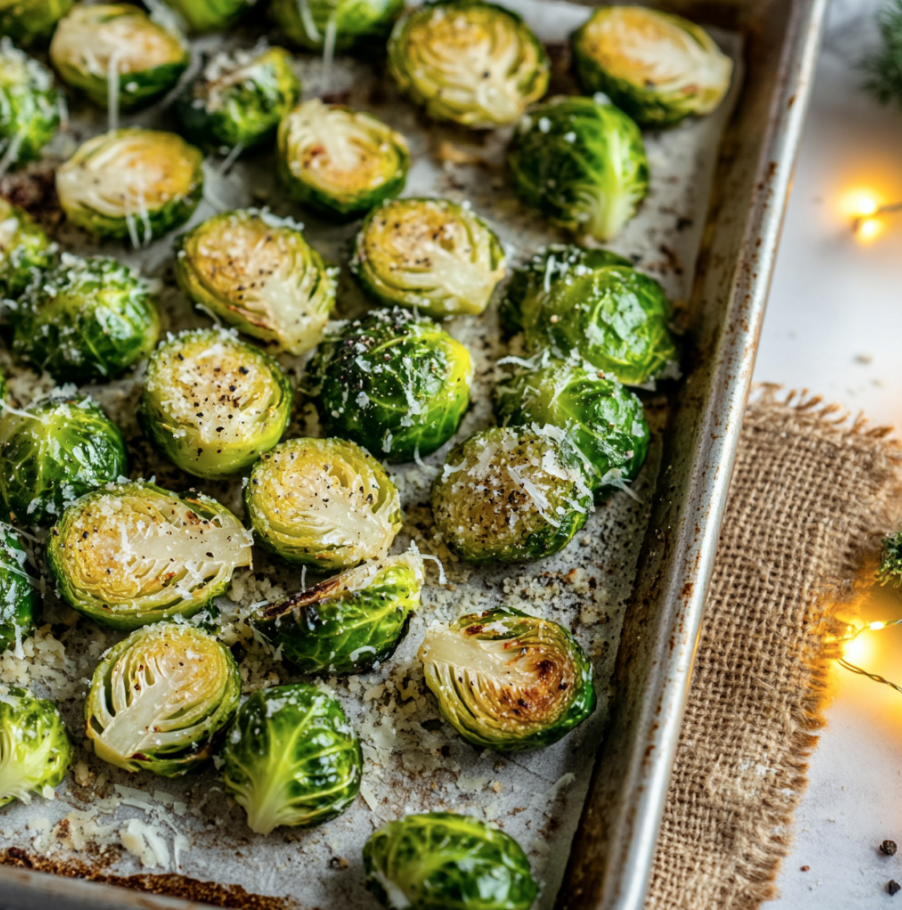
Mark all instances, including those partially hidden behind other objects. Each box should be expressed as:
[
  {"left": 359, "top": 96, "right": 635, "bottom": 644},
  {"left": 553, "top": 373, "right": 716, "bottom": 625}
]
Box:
[
  {"left": 507, "top": 96, "right": 649, "bottom": 243},
  {"left": 139, "top": 328, "right": 293, "bottom": 479},
  {"left": 50, "top": 3, "right": 189, "bottom": 111},
  {"left": 310, "top": 307, "right": 472, "bottom": 464},
  {"left": 420, "top": 608, "right": 595, "bottom": 752},
  {"left": 388, "top": 0, "right": 549, "bottom": 128},
  {"left": 47, "top": 480, "right": 253, "bottom": 630},
  {"left": 351, "top": 197, "right": 505, "bottom": 318},
  {"left": 84, "top": 622, "right": 241, "bottom": 776},
  {"left": 255, "top": 550, "right": 424, "bottom": 675},
  {"left": 0, "top": 0, "right": 73, "bottom": 48},
  {"left": 572, "top": 6, "right": 733, "bottom": 129},
  {"left": 363, "top": 812, "right": 538, "bottom": 910},
  {"left": 245, "top": 437, "right": 402, "bottom": 570},
  {"left": 431, "top": 426, "right": 591, "bottom": 565},
  {"left": 271, "top": 0, "right": 403, "bottom": 52},
  {"left": 0, "top": 392, "right": 127, "bottom": 527},
  {"left": 0, "top": 197, "right": 55, "bottom": 299},
  {"left": 277, "top": 99, "right": 409, "bottom": 221},
  {"left": 174, "top": 46, "right": 300, "bottom": 155},
  {"left": 56, "top": 129, "right": 204, "bottom": 244},
  {"left": 11, "top": 253, "right": 160, "bottom": 383},
  {"left": 0, "top": 525, "right": 39, "bottom": 655},
  {"left": 160, "top": 0, "right": 253, "bottom": 32},
  {"left": 175, "top": 209, "right": 336, "bottom": 355},
  {"left": 0, "top": 686, "right": 72, "bottom": 806}
]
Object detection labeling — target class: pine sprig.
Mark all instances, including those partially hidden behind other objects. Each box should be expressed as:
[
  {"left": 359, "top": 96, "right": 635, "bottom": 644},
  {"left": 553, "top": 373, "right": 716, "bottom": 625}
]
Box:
[{"left": 863, "top": 0, "right": 902, "bottom": 107}]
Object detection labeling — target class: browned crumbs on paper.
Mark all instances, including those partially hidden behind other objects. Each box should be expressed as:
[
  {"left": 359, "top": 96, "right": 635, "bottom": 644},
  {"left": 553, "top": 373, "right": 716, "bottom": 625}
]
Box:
[
  {"left": 889, "top": 880, "right": 901, "bottom": 896},
  {"left": 0, "top": 163, "right": 63, "bottom": 234},
  {"left": 881, "top": 840, "right": 898, "bottom": 856}
]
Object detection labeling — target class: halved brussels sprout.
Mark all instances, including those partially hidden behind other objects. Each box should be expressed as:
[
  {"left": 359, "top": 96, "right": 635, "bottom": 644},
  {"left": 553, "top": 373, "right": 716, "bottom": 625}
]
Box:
[
  {"left": 47, "top": 480, "right": 253, "bottom": 630},
  {"left": 420, "top": 608, "right": 595, "bottom": 752},
  {"left": 161, "top": 0, "right": 253, "bottom": 32},
  {"left": 221, "top": 683, "right": 362, "bottom": 835},
  {"left": 572, "top": 6, "right": 733, "bottom": 129},
  {"left": 50, "top": 4, "right": 189, "bottom": 111},
  {"left": 11, "top": 253, "right": 160, "bottom": 383},
  {"left": 351, "top": 198, "right": 505, "bottom": 318},
  {"left": 0, "top": 525, "right": 39, "bottom": 655},
  {"left": 388, "top": 0, "right": 549, "bottom": 128},
  {"left": 431, "top": 426, "right": 591, "bottom": 565},
  {"left": 0, "top": 0, "right": 73, "bottom": 49},
  {"left": 255, "top": 550, "right": 423, "bottom": 675},
  {"left": 271, "top": 0, "right": 403, "bottom": 52},
  {"left": 245, "top": 437, "right": 402, "bottom": 570},
  {"left": 0, "top": 686, "right": 71, "bottom": 806},
  {"left": 175, "top": 46, "right": 300, "bottom": 154},
  {"left": 277, "top": 99, "right": 409, "bottom": 221},
  {"left": 0, "top": 197, "right": 55, "bottom": 299},
  {"left": 175, "top": 209, "right": 336, "bottom": 356},
  {"left": 139, "top": 328, "right": 293, "bottom": 479},
  {"left": 310, "top": 307, "right": 472, "bottom": 464},
  {"left": 56, "top": 129, "right": 204, "bottom": 244},
  {"left": 507, "top": 95, "right": 649, "bottom": 243},
  {"left": 84, "top": 622, "right": 241, "bottom": 776},
  {"left": 0, "top": 392, "right": 127, "bottom": 527},
  {"left": 363, "top": 812, "right": 538, "bottom": 910}
]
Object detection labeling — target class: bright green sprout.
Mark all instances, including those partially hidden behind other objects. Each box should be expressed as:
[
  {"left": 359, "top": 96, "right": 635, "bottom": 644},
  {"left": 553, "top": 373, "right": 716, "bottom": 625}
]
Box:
[
  {"left": 351, "top": 197, "right": 506, "bottom": 318},
  {"left": 160, "top": 0, "right": 253, "bottom": 32},
  {"left": 47, "top": 480, "right": 253, "bottom": 630},
  {"left": 271, "top": 0, "right": 403, "bottom": 52},
  {"left": 363, "top": 812, "right": 538, "bottom": 910},
  {"left": 388, "top": 0, "right": 549, "bottom": 128},
  {"left": 0, "top": 0, "right": 73, "bottom": 48},
  {"left": 0, "top": 197, "right": 55, "bottom": 299},
  {"left": 84, "top": 622, "right": 241, "bottom": 776},
  {"left": 0, "top": 525, "right": 39, "bottom": 656}
]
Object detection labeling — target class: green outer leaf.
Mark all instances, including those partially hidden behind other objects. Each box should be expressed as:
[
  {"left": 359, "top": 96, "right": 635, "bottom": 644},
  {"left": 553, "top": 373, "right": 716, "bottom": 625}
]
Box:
[
  {"left": 271, "top": 0, "right": 403, "bottom": 52},
  {"left": 0, "top": 0, "right": 73, "bottom": 48},
  {"left": 161, "top": 0, "right": 252, "bottom": 32},
  {"left": 878, "top": 528, "right": 902, "bottom": 594},
  {"left": 0, "top": 197, "right": 55, "bottom": 300},
  {"left": 0, "top": 524, "right": 39, "bottom": 656},
  {"left": 363, "top": 811, "right": 538, "bottom": 910}
]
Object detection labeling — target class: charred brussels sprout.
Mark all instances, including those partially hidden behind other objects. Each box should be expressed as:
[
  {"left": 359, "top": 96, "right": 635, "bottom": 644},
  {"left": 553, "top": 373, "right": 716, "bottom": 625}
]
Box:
[
  {"left": 271, "top": 0, "right": 403, "bottom": 52},
  {"left": 47, "top": 481, "right": 253, "bottom": 630},
  {"left": 431, "top": 426, "right": 591, "bottom": 565},
  {"left": 0, "top": 686, "right": 71, "bottom": 806},
  {"left": 11, "top": 254, "right": 160, "bottom": 383},
  {"left": 176, "top": 209, "right": 336, "bottom": 355},
  {"left": 351, "top": 198, "right": 505, "bottom": 318},
  {"left": 245, "top": 437, "right": 402, "bottom": 570},
  {"left": 139, "top": 328, "right": 293, "bottom": 479},
  {"left": 84, "top": 622, "right": 241, "bottom": 776},
  {"left": 277, "top": 100, "right": 409, "bottom": 220},
  {"left": 420, "top": 608, "right": 595, "bottom": 752},
  {"left": 388, "top": 0, "right": 549, "bottom": 128},
  {"left": 507, "top": 96, "right": 649, "bottom": 243},
  {"left": 50, "top": 3, "right": 188, "bottom": 111},
  {"left": 221, "top": 683, "right": 362, "bottom": 835},
  {"left": 363, "top": 812, "right": 538, "bottom": 910},
  {"left": 0, "top": 526, "right": 38, "bottom": 655},
  {"left": 572, "top": 6, "right": 732, "bottom": 129},
  {"left": 310, "top": 307, "right": 472, "bottom": 464},
  {"left": 0, "top": 0, "right": 73, "bottom": 48},
  {"left": 0, "top": 392, "right": 127, "bottom": 527},
  {"left": 161, "top": 0, "right": 253, "bottom": 32},
  {"left": 0, "top": 197, "right": 54, "bottom": 299}
]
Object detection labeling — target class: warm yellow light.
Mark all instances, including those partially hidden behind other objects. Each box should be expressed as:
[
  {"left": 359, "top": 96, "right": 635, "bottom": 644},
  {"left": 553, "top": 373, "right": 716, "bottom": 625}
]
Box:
[
  {"left": 842, "top": 189, "right": 882, "bottom": 219},
  {"left": 857, "top": 217, "right": 884, "bottom": 242},
  {"left": 843, "top": 629, "right": 876, "bottom": 665},
  {"left": 870, "top": 621, "right": 887, "bottom": 631}
]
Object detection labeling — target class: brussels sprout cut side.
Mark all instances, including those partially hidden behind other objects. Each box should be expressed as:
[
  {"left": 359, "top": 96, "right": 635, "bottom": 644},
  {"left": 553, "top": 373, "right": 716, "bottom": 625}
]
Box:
[
  {"left": 0, "top": 525, "right": 38, "bottom": 655},
  {"left": 176, "top": 209, "right": 336, "bottom": 355},
  {"left": 388, "top": 0, "right": 549, "bottom": 128},
  {"left": 271, "top": 0, "right": 403, "bottom": 52},
  {"left": 0, "top": 0, "right": 73, "bottom": 49},
  {"left": 572, "top": 6, "right": 733, "bottom": 129},
  {"left": 278, "top": 99, "right": 409, "bottom": 220},
  {"left": 351, "top": 198, "right": 505, "bottom": 318},
  {"left": 161, "top": 0, "right": 253, "bottom": 32},
  {"left": 85, "top": 623, "right": 241, "bottom": 776},
  {"left": 48, "top": 481, "right": 253, "bottom": 630},
  {"left": 139, "top": 328, "right": 293, "bottom": 479},
  {"left": 364, "top": 812, "right": 538, "bottom": 910},
  {"left": 221, "top": 683, "right": 362, "bottom": 835},
  {"left": 0, "top": 197, "right": 55, "bottom": 299}
]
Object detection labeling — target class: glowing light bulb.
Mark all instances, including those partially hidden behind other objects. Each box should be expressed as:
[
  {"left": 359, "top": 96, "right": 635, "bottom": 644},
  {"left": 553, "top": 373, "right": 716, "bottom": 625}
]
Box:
[
  {"left": 858, "top": 217, "right": 884, "bottom": 242},
  {"left": 870, "top": 621, "right": 887, "bottom": 631}
]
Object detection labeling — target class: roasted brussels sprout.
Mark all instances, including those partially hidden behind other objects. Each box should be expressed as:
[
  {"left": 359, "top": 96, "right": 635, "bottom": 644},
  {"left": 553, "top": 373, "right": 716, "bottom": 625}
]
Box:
[
  {"left": 420, "top": 608, "right": 595, "bottom": 752},
  {"left": 388, "top": 0, "right": 549, "bottom": 129},
  {"left": 572, "top": 6, "right": 732, "bottom": 129},
  {"left": 160, "top": 0, "right": 253, "bottom": 32},
  {"left": 351, "top": 198, "right": 505, "bottom": 318},
  {"left": 175, "top": 46, "right": 300, "bottom": 154},
  {"left": 0, "top": 392, "right": 127, "bottom": 527},
  {"left": 0, "top": 197, "right": 55, "bottom": 299},
  {"left": 363, "top": 812, "right": 538, "bottom": 910},
  {"left": 139, "top": 328, "right": 293, "bottom": 479},
  {"left": 50, "top": 3, "right": 189, "bottom": 111},
  {"left": 0, "top": 525, "right": 38, "bottom": 655},
  {"left": 56, "top": 129, "right": 204, "bottom": 244},
  {"left": 245, "top": 437, "right": 402, "bottom": 570},
  {"left": 175, "top": 209, "right": 336, "bottom": 355},
  {"left": 431, "top": 426, "right": 591, "bottom": 565},
  {"left": 0, "top": 0, "right": 73, "bottom": 48},
  {"left": 507, "top": 95, "right": 649, "bottom": 243},
  {"left": 255, "top": 550, "right": 423, "bottom": 675},
  {"left": 0, "top": 686, "right": 71, "bottom": 806},
  {"left": 47, "top": 481, "right": 253, "bottom": 630},
  {"left": 310, "top": 307, "right": 472, "bottom": 464},
  {"left": 221, "top": 683, "right": 362, "bottom": 834},
  {"left": 11, "top": 254, "right": 160, "bottom": 383},
  {"left": 277, "top": 99, "right": 409, "bottom": 220},
  {"left": 84, "top": 622, "right": 241, "bottom": 776},
  {"left": 271, "top": 0, "right": 403, "bottom": 52}
]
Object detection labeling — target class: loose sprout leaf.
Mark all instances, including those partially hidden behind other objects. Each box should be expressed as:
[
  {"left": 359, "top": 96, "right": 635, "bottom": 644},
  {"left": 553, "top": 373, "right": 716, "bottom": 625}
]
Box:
[
  {"left": 0, "top": 525, "right": 39, "bottom": 656},
  {"left": 271, "top": 0, "right": 403, "bottom": 52}
]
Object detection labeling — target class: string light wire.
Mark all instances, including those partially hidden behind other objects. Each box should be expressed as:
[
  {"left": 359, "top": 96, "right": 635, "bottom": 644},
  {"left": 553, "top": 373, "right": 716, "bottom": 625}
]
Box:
[{"left": 837, "top": 617, "right": 902, "bottom": 693}]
